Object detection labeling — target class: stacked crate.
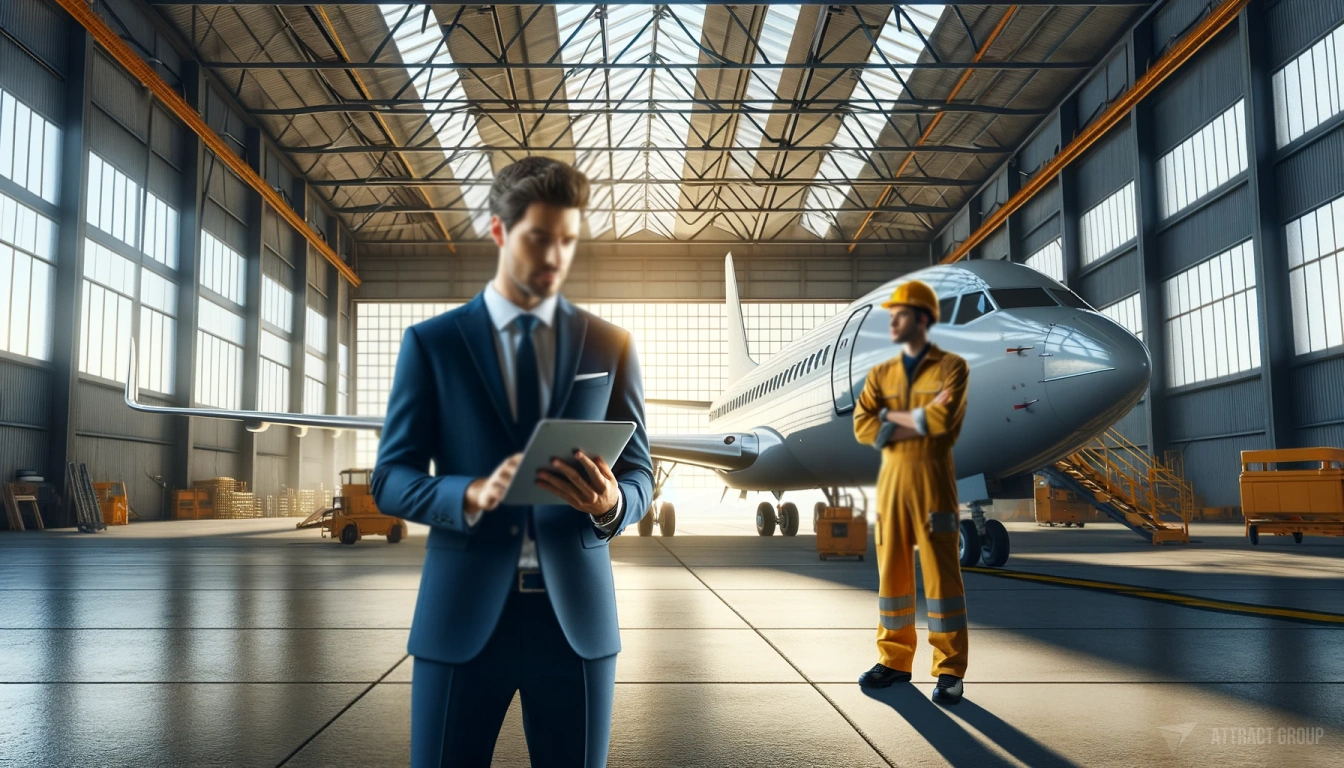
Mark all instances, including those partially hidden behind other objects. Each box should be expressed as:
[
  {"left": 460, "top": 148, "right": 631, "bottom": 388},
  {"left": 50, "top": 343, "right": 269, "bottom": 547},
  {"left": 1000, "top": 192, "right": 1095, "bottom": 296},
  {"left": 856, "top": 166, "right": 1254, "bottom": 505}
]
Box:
[{"left": 192, "top": 478, "right": 261, "bottom": 519}]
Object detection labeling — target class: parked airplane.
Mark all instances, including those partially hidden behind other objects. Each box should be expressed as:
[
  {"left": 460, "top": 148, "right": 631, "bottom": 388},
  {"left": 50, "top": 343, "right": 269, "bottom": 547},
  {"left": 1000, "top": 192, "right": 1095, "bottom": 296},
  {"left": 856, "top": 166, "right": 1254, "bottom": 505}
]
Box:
[{"left": 124, "top": 255, "right": 1150, "bottom": 567}]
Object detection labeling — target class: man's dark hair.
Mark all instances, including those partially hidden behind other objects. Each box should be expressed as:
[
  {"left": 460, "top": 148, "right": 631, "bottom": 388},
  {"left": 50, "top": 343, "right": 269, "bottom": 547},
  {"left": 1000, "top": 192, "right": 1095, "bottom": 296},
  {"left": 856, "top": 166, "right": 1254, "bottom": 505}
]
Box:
[{"left": 489, "top": 157, "right": 590, "bottom": 232}]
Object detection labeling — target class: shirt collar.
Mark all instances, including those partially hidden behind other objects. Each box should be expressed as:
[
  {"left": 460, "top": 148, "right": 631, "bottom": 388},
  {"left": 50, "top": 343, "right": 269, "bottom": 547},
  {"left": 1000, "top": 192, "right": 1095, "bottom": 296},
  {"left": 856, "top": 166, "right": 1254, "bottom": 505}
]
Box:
[{"left": 483, "top": 282, "right": 559, "bottom": 332}]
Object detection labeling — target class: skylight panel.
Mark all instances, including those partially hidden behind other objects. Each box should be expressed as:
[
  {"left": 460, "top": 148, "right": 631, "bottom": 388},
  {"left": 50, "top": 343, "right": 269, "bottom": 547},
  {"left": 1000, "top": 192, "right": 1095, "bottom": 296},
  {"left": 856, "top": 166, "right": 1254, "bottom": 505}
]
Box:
[
  {"left": 559, "top": 4, "right": 706, "bottom": 239},
  {"left": 380, "top": 4, "right": 494, "bottom": 236},
  {"left": 801, "top": 6, "right": 942, "bottom": 238},
  {"left": 728, "top": 5, "right": 800, "bottom": 179}
]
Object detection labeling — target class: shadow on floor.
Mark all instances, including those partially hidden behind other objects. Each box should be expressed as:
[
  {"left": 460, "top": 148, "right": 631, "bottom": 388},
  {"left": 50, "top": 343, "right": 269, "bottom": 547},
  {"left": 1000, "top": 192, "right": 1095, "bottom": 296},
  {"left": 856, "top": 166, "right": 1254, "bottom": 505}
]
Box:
[{"left": 862, "top": 685, "right": 1081, "bottom": 768}]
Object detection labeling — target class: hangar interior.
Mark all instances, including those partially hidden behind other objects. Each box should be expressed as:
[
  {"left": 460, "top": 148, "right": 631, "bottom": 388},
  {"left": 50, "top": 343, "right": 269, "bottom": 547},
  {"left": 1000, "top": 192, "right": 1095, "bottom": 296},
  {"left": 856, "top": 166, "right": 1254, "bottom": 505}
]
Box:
[{"left": 1, "top": 0, "right": 1342, "bottom": 766}]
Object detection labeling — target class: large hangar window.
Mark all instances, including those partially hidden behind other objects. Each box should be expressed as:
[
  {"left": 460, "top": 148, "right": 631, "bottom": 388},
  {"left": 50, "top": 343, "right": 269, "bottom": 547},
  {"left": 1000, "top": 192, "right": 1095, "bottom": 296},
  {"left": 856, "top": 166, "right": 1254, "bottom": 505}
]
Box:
[
  {"left": 1155, "top": 100, "right": 1247, "bottom": 220},
  {"left": 1079, "top": 181, "right": 1136, "bottom": 266},
  {"left": 1285, "top": 194, "right": 1344, "bottom": 355},
  {"left": 1025, "top": 238, "right": 1064, "bottom": 282},
  {"left": 1100, "top": 294, "right": 1144, "bottom": 340},
  {"left": 0, "top": 193, "right": 56, "bottom": 362},
  {"left": 354, "top": 301, "right": 844, "bottom": 490},
  {"left": 1163, "top": 241, "right": 1260, "bottom": 388},
  {"left": 1272, "top": 24, "right": 1344, "bottom": 149}
]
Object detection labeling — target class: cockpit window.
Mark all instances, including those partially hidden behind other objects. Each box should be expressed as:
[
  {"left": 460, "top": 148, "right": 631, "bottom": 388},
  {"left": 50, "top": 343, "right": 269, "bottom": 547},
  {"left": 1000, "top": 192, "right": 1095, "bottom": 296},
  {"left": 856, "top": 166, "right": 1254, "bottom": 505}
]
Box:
[
  {"left": 938, "top": 297, "right": 958, "bottom": 325},
  {"left": 953, "top": 291, "right": 994, "bottom": 324},
  {"left": 1048, "top": 287, "right": 1093, "bottom": 310},
  {"left": 990, "top": 287, "right": 1058, "bottom": 309}
]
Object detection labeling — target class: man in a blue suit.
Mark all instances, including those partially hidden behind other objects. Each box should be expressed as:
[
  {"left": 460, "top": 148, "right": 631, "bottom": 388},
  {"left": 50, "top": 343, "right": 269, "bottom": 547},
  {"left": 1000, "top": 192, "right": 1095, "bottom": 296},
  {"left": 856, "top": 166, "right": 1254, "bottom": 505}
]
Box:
[{"left": 371, "top": 157, "right": 653, "bottom": 767}]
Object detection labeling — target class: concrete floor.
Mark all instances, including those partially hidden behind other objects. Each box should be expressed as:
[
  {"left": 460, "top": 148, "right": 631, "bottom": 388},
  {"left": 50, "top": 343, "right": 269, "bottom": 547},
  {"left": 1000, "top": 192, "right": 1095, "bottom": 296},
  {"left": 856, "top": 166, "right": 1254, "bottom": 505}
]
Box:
[{"left": 1, "top": 510, "right": 1340, "bottom": 767}]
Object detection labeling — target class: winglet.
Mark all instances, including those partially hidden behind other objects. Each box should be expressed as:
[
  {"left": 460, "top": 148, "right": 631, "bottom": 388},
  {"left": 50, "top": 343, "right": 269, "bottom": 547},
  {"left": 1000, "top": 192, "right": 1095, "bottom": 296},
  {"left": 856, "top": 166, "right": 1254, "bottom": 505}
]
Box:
[
  {"left": 725, "top": 253, "right": 756, "bottom": 383},
  {"left": 125, "top": 339, "right": 140, "bottom": 408}
]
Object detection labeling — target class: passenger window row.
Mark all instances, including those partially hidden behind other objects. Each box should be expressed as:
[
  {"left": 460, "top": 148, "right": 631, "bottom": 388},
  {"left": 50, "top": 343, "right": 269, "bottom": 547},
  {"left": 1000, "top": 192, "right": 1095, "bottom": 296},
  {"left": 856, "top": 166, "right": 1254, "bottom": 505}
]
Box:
[{"left": 712, "top": 343, "right": 832, "bottom": 419}]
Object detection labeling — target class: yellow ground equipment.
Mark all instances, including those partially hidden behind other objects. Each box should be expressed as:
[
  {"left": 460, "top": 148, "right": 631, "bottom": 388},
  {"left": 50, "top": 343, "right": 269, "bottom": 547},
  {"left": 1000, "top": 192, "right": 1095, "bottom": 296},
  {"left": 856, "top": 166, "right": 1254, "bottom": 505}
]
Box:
[
  {"left": 1041, "top": 428, "right": 1194, "bottom": 544},
  {"left": 92, "top": 482, "right": 129, "bottom": 526},
  {"left": 1240, "top": 448, "right": 1344, "bottom": 545},
  {"left": 297, "top": 469, "right": 407, "bottom": 545},
  {"left": 1033, "top": 476, "right": 1103, "bottom": 528},
  {"left": 173, "top": 489, "right": 209, "bottom": 519},
  {"left": 816, "top": 506, "right": 867, "bottom": 561}
]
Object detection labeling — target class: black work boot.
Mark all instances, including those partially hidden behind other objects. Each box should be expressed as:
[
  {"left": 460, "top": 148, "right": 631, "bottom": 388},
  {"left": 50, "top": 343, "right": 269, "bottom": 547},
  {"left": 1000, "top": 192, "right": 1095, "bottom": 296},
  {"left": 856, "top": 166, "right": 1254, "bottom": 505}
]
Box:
[
  {"left": 932, "top": 674, "right": 964, "bottom": 705},
  {"left": 858, "top": 663, "right": 912, "bottom": 688}
]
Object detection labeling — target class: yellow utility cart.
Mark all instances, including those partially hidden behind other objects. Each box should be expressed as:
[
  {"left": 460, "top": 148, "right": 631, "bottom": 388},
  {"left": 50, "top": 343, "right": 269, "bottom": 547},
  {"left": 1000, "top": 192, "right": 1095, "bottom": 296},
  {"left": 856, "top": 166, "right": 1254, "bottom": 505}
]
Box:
[
  {"left": 816, "top": 507, "right": 867, "bottom": 561},
  {"left": 1239, "top": 448, "right": 1344, "bottom": 544},
  {"left": 1033, "top": 475, "right": 1101, "bottom": 528},
  {"left": 297, "top": 469, "right": 407, "bottom": 545}
]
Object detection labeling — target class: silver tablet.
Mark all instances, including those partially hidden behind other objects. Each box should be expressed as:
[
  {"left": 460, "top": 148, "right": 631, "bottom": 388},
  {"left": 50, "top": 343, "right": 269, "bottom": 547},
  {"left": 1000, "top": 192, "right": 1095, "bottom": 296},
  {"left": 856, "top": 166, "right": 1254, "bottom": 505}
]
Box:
[{"left": 501, "top": 419, "right": 638, "bottom": 506}]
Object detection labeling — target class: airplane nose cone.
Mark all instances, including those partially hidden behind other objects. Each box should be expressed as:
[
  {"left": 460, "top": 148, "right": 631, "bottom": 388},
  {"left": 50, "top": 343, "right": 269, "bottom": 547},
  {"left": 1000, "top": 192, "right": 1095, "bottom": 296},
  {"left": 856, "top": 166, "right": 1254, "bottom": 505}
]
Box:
[{"left": 1043, "top": 313, "right": 1151, "bottom": 435}]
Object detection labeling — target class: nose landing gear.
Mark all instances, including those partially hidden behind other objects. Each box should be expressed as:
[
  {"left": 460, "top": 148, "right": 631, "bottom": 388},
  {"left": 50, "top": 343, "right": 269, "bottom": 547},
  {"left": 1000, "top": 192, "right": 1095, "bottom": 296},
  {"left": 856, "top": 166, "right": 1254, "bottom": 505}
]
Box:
[
  {"left": 959, "top": 501, "right": 1010, "bottom": 567},
  {"left": 640, "top": 461, "right": 678, "bottom": 536}
]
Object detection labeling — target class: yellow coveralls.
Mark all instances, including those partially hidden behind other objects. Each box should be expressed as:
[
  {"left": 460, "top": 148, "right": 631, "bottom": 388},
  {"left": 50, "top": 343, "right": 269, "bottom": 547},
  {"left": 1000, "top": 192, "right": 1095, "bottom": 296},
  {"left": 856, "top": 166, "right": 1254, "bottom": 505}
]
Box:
[{"left": 853, "top": 344, "right": 970, "bottom": 677}]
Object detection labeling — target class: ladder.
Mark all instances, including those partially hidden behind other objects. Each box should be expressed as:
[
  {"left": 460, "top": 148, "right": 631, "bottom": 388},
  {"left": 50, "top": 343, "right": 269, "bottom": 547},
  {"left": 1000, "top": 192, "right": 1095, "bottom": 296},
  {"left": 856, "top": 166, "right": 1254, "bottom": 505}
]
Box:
[
  {"left": 67, "top": 462, "right": 107, "bottom": 534},
  {"left": 1039, "top": 428, "right": 1193, "bottom": 544}
]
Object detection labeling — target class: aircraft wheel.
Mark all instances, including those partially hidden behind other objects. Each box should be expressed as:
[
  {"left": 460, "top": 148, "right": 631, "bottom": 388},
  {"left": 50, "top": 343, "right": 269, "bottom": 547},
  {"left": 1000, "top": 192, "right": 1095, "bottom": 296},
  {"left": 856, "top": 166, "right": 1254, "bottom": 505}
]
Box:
[
  {"left": 958, "top": 519, "right": 980, "bottom": 567},
  {"left": 813, "top": 502, "right": 826, "bottom": 533},
  {"left": 1293, "top": 531, "right": 1303, "bottom": 544},
  {"left": 659, "top": 502, "right": 676, "bottom": 537},
  {"left": 779, "top": 502, "right": 800, "bottom": 537},
  {"left": 1248, "top": 525, "right": 1259, "bottom": 545},
  {"left": 387, "top": 524, "right": 403, "bottom": 544},
  {"left": 638, "top": 509, "right": 655, "bottom": 537},
  {"left": 340, "top": 524, "right": 359, "bottom": 546},
  {"left": 980, "top": 519, "right": 1010, "bottom": 568},
  {"left": 756, "top": 502, "right": 776, "bottom": 536}
]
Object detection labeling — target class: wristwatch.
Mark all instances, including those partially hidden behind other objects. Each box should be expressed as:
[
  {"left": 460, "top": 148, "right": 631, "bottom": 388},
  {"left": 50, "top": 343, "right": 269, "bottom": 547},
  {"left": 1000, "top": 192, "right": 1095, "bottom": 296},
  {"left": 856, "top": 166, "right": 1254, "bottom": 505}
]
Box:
[{"left": 593, "top": 503, "right": 620, "bottom": 527}]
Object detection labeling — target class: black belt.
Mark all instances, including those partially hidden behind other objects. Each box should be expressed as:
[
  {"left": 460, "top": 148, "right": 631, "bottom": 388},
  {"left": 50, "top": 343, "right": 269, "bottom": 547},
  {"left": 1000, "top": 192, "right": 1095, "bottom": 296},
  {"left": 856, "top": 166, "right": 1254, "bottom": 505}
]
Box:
[{"left": 516, "top": 569, "right": 546, "bottom": 593}]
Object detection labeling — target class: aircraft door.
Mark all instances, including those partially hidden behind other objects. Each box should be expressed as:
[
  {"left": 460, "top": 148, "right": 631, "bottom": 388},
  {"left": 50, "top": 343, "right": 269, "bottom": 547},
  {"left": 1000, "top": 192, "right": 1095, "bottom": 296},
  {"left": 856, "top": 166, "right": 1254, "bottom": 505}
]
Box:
[{"left": 831, "top": 305, "right": 872, "bottom": 415}]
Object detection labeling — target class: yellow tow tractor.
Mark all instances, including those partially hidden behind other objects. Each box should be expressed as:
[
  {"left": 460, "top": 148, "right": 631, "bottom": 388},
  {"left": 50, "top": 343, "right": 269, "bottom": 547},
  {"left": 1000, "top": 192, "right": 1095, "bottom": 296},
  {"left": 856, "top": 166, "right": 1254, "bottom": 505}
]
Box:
[{"left": 297, "top": 469, "right": 407, "bottom": 545}]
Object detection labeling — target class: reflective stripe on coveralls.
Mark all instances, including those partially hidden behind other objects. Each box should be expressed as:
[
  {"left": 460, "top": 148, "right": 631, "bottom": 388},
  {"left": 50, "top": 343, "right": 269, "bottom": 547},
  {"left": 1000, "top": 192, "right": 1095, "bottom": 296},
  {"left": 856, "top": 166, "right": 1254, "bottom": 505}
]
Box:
[{"left": 854, "top": 343, "right": 971, "bottom": 678}]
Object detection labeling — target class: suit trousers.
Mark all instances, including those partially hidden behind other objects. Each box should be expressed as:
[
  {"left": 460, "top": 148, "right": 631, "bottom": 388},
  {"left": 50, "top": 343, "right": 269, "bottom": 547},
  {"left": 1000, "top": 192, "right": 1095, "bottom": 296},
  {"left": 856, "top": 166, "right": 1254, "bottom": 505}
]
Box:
[{"left": 411, "top": 589, "right": 618, "bottom": 767}]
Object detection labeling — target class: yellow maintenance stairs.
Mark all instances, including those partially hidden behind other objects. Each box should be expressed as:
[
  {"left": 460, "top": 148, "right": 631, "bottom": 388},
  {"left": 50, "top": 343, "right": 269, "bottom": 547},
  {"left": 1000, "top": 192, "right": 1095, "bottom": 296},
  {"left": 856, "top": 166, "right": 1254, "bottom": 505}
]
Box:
[{"left": 1039, "top": 428, "right": 1194, "bottom": 544}]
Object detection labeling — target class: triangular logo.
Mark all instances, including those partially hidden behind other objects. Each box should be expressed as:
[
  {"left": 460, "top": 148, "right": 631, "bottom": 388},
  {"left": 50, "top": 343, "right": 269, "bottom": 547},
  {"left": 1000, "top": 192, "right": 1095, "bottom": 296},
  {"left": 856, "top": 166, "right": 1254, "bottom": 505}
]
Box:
[{"left": 1158, "top": 722, "right": 1198, "bottom": 752}]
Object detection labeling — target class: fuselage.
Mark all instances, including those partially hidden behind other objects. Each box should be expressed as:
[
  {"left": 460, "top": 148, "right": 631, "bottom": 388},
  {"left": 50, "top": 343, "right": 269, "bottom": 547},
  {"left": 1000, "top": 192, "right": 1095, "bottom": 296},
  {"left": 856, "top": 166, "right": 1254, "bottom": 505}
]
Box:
[{"left": 701, "top": 261, "right": 1151, "bottom": 492}]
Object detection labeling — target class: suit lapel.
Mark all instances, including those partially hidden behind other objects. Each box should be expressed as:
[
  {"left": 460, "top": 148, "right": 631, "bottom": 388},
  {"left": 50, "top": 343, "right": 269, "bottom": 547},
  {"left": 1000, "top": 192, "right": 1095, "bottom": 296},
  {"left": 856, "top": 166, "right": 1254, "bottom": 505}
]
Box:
[
  {"left": 454, "top": 295, "right": 519, "bottom": 444},
  {"left": 548, "top": 297, "right": 588, "bottom": 418}
]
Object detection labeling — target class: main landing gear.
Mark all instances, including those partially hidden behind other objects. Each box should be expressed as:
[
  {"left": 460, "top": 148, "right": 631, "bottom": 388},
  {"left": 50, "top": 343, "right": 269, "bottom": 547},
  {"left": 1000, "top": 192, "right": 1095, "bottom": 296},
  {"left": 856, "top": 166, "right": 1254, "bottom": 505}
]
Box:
[
  {"left": 958, "top": 501, "right": 1010, "bottom": 567},
  {"left": 755, "top": 500, "right": 801, "bottom": 536},
  {"left": 638, "top": 461, "right": 677, "bottom": 536}
]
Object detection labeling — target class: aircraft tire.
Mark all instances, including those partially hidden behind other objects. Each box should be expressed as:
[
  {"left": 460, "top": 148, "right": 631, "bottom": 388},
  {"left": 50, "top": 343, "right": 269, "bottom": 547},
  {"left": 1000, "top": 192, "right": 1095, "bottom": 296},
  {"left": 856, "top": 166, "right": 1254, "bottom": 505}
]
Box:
[
  {"left": 659, "top": 502, "right": 676, "bottom": 537},
  {"left": 980, "top": 519, "right": 1010, "bottom": 567},
  {"left": 756, "top": 502, "right": 776, "bottom": 536},
  {"left": 638, "top": 510, "right": 655, "bottom": 536},
  {"left": 779, "top": 502, "right": 799, "bottom": 536},
  {"left": 958, "top": 519, "right": 980, "bottom": 566}
]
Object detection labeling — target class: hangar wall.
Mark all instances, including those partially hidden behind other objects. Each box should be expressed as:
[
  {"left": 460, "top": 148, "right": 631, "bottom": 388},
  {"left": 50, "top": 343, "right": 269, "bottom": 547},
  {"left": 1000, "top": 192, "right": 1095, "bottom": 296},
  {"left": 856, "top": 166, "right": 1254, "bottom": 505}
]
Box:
[
  {"left": 0, "top": 0, "right": 356, "bottom": 522},
  {"left": 932, "top": 0, "right": 1344, "bottom": 506}
]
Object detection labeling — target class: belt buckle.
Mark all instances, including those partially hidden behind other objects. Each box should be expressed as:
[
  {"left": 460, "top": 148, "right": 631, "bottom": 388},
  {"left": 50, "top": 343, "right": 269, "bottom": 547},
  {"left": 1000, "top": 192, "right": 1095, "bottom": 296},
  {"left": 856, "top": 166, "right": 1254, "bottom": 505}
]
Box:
[{"left": 517, "top": 570, "right": 545, "bottom": 593}]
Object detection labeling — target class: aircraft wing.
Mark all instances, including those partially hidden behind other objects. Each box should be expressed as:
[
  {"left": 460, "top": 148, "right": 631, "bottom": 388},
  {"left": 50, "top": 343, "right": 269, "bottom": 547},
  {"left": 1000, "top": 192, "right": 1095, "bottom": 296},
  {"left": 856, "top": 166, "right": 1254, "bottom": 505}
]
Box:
[
  {"left": 128, "top": 342, "right": 755, "bottom": 470},
  {"left": 125, "top": 341, "right": 383, "bottom": 434},
  {"left": 648, "top": 433, "right": 758, "bottom": 472}
]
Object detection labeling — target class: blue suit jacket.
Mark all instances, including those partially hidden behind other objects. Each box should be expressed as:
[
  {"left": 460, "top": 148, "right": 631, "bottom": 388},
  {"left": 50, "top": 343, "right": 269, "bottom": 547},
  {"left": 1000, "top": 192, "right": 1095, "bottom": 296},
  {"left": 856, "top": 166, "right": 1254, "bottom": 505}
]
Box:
[{"left": 371, "top": 293, "right": 653, "bottom": 663}]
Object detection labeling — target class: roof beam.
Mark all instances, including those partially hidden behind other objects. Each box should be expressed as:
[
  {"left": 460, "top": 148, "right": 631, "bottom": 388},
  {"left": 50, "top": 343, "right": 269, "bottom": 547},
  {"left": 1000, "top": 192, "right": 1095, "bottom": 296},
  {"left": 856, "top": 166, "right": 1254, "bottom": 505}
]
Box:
[
  {"left": 249, "top": 103, "right": 1049, "bottom": 117},
  {"left": 148, "top": 1, "right": 1152, "bottom": 6},
  {"left": 198, "top": 60, "right": 1094, "bottom": 71},
  {"left": 284, "top": 143, "right": 1011, "bottom": 155},
  {"left": 336, "top": 204, "right": 957, "bottom": 215},
  {"left": 307, "top": 176, "right": 979, "bottom": 187}
]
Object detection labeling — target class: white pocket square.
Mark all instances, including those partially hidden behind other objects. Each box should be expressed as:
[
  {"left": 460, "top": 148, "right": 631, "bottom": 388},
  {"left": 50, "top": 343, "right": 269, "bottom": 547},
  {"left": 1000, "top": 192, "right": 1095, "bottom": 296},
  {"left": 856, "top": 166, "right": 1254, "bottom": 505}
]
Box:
[{"left": 575, "top": 372, "right": 609, "bottom": 381}]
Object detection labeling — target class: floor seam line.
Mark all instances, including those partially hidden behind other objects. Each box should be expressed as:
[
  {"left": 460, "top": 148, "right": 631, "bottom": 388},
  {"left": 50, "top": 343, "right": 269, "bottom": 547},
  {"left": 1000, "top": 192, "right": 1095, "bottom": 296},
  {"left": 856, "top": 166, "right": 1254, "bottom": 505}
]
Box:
[
  {"left": 652, "top": 539, "right": 897, "bottom": 768},
  {"left": 274, "top": 652, "right": 409, "bottom": 767}
]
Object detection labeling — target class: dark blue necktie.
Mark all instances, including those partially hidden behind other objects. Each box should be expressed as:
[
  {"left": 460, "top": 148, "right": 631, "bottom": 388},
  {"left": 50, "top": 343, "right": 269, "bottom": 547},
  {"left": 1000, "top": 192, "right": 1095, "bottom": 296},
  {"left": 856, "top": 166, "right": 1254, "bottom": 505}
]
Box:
[
  {"left": 514, "top": 314, "right": 542, "bottom": 440},
  {"left": 514, "top": 314, "right": 541, "bottom": 546}
]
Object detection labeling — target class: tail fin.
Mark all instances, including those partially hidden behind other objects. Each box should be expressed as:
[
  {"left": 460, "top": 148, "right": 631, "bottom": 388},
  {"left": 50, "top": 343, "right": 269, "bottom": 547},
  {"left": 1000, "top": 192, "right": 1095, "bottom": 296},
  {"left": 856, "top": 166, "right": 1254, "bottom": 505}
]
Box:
[{"left": 725, "top": 253, "right": 756, "bottom": 383}]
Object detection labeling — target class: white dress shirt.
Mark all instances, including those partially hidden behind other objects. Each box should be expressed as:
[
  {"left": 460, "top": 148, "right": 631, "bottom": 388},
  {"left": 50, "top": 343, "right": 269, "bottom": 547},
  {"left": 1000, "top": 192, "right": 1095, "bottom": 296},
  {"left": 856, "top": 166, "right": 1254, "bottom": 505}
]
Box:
[{"left": 465, "top": 283, "right": 624, "bottom": 569}]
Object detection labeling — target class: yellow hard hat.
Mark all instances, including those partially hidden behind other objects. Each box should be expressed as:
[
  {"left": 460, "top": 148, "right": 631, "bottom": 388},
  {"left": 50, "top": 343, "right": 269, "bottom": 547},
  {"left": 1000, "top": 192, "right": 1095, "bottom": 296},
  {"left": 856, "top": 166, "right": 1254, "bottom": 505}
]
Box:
[{"left": 881, "top": 280, "right": 940, "bottom": 322}]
